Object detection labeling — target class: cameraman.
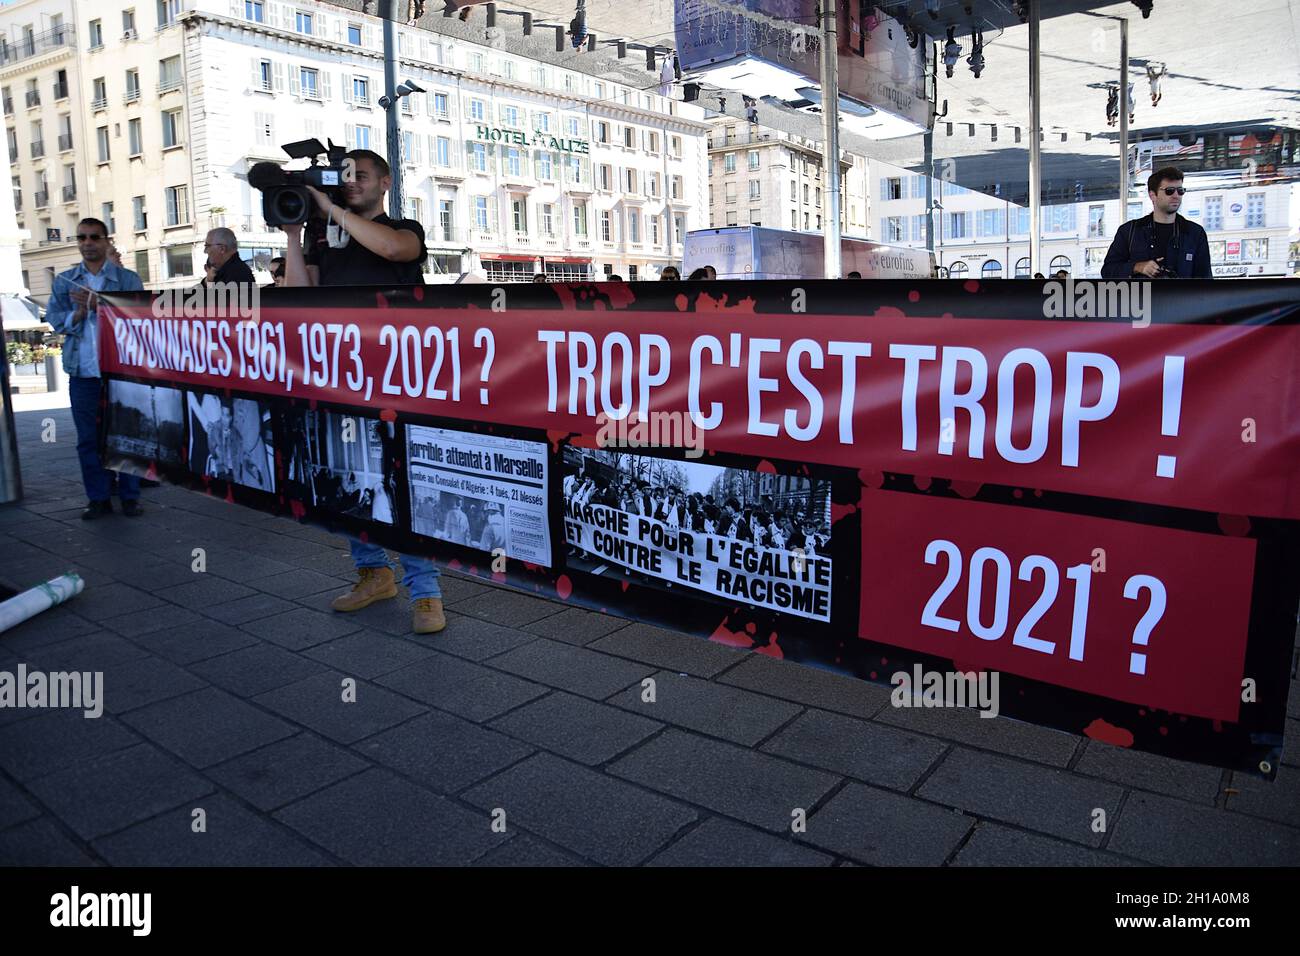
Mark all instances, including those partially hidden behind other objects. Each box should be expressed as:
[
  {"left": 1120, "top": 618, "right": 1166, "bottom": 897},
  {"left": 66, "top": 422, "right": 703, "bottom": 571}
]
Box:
[
  {"left": 281, "top": 149, "right": 445, "bottom": 636},
  {"left": 1102, "top": 166, "right": 1211, "bottom": 278},
  {"left": 281, "top": 148, "right": 425, "bottom": 287}
]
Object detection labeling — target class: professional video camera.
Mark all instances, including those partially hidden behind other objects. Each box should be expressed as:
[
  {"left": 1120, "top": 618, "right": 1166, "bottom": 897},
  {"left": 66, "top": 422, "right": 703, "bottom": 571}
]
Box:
[{"left": 248, "top": 138, "right": 350, "bottom": 227}]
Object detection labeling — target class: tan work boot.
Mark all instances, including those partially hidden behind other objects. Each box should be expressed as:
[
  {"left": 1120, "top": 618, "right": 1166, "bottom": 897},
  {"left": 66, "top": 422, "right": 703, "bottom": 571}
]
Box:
[
  {"left": 412, "top": 597, "right": 446, "bottom": 634},
  {"left": 331, "top": 566, "right": 398, "bottom": 612}
]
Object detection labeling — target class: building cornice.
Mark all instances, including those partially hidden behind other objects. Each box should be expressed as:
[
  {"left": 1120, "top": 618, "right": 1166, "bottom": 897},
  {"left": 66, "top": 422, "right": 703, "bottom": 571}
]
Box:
[{"left": 187, "top": 11, "right": 710, "bottom": 135}]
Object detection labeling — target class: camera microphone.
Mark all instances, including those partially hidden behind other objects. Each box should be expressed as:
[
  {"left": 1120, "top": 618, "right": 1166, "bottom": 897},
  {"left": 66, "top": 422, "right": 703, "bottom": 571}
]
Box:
[{"left": 248, "top": 162, "right": 287, "bottom": 190}]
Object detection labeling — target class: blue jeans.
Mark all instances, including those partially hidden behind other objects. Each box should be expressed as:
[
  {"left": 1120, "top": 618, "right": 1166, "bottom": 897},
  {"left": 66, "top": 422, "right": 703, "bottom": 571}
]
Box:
[
  {"left": 70, "top": 376, "right": 140, "bottom": 504},
  {"left": 348, "top": 537, "right": 441, "bottom": 601}
]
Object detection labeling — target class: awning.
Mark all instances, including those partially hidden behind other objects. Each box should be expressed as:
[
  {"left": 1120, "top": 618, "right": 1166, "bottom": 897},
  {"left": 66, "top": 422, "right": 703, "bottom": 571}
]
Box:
[
  {"left": 483, "top": 255, "right": 538, "bottom": 262},
  {"left": 0, "top": 296, "right": 47, "bottom": 332},
  {"left": 543, "top": 256, "right": 592, "bottom": 264}
]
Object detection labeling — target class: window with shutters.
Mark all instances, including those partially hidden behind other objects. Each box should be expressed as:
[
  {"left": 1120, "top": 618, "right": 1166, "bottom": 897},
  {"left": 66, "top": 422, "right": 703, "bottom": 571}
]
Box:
[
  {"left": 295, "top": 11, "right": 313, "bottom": 34},
  {"left": 254, "top": 112, "right": 274, "bottom": 146},
  {"left": 501, "top": 105, "right": 521, "bottom": 128},
  {"left": 165, "top": 184, "right": 188, "bottom": 226},
  {"left": 89, "top": 19, "right": 103, "bottom": 48},
  {"left": 162, "top": 107, "right": 182, "bottom": 148},
  {"left": 627, "top": 210, "right": 640, "bottom": 244},
  {"left": 133, "top": 196, "right": 147, "bottom": 231},
  {"left": 511, "top": 197, "right": 527, "bottom": 233},
  {"left": 300, "top": 67, "right": 319, "bottom": 99},
  {"left": 537, "top": 152, "right": 555, "bottom": 180},
  {"left": 469, "top": 99, "right": 485, "bottom": 122},
  {"left": 474, "top": 196, "right": 491, "bottom": 231},
  {"left": 134, "top": 250, "right": 150, "bottom": 282},
  {"left": 157, "top": 0, "right": 180, "bottom": 29},
  {"left": 347, "top": 23, "right": 361, "bottom": 44},
  {"left": 128, "top": 118, "right": 142, "bottom": 156},
  {"left": 436, "top": 136, "right": 450, "bottom": 167},
  {"left": 533, "top": 111, "right": 550, "bottom": 133},
  {"left": 749, "top": 181, "right": 760, "bottom": 200},
  {"left": 623, "top": 126, "right": 635, "bottom": 148},
  {"left": 724, "top": 153, "right": 736, "bottom": 173},
  {"left": 97, "top": 126, "right": 110, "bottom": 163},
  {"left": 469, "top": 142, "right": 488, "bottom": 172},
  {"left": 600, "top": 211, "right": 612, "bottom": 242},
  {"left": 650, "top": 215, "right": 660, "bottom": 246},
  {"left": 255, "top": 59, "right": 272, "bottom": 92},
  {"left": 245, "top": 1, "right": 264, "bottom": 22},
  {"left": 433, "top": 92, "right": 448, "bottom": 119},
  {"left": 102, "top": 202, "right": 115, "bottom": 235},
  {"left": 541, "top": 204, "right": 554, "bottom": 236},
  {"left": 158, "top": 57, "right": 180, "bottom": 92},
  {"left": 572, "top": 201, "right": 588, "bottom": 236}
]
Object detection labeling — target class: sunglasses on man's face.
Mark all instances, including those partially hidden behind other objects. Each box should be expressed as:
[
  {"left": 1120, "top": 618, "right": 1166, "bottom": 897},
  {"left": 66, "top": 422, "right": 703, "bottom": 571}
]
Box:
[
  {"left": 1159, "top": 186, "right": 1186, "bottom": 196},
  {"left": 76, "top": 233, "right": 105, "bottom": 241}
]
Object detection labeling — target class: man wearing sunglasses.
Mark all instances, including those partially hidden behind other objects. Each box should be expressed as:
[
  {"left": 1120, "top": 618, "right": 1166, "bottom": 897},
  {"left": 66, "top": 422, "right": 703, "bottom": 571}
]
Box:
[
  {"left": 1101, "top": 166, "right": 1212, "bottom": 279},
  {"left": 46, "top": 218, "right": 146, "bottom": 519}
]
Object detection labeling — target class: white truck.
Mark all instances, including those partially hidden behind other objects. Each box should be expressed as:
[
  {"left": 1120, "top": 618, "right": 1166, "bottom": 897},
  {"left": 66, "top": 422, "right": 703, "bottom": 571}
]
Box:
[{"left": 683, "top": 226, "right": 935, "bottom": 280}]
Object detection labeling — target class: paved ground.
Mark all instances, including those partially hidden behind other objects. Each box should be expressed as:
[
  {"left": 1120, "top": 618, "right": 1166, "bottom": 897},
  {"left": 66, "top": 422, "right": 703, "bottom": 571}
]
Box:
[{"left": 1, "top": 398, "right": 1298, "bottom": 866}]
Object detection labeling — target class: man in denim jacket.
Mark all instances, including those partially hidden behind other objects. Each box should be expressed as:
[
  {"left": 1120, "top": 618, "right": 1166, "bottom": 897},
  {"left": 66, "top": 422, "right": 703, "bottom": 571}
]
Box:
[{"left": 45, "top": 218, "right": 146, "bottom": 520}]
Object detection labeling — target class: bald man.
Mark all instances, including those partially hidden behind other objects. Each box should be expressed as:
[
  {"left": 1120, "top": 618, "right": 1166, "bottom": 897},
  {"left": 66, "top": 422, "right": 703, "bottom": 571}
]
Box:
[{"left": 203, "top": 227, "right": 255, "bottom": 286}]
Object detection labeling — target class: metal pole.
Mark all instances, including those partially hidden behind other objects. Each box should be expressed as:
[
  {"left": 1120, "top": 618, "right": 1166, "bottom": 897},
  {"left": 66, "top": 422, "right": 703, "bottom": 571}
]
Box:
[
  {"left": 820, "top": 0, "right": 842, "bottom": 279},
  {"left": 1118, "top": 18, "right": 1129, "bottom": 219},
  {"left": 0, "top": 340, "right": 22, "bottom": 504},
  {"left": 1028, "top": 0, "right": 1042, "bottom": 275},
  {"left": 381, "top": 1, "right": 403, "bottom": 217},
  {"left": 924, "top": 128, "right": 934, "bottom": 252}
]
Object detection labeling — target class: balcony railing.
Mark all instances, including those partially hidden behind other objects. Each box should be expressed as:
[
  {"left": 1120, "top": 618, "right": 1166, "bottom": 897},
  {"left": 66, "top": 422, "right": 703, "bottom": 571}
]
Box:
[
  {"left": 124, "top": 89, "right": 140, "bottom": 104},
  {"left": 158, "top": 78, "right": 182, "bottom": 93},
  {"left": 62, "top": 185, "right": 76, "bottom": 202},
  {"left": 92, "top": 97, "right": 107, "bottom": 110},
  {"left": 2, "top": 98, "right": 11, "bottom": 115},
  {"left": 58, "top": 133, "right": 72, "bottom": 151},
  {"left": 34, "top": 190, "right": 49, "bottom": 207},
  {"left": 0, "top": 26, "right": 75, "bottom": 67},
  {"left": 53, "top": 83, "right": 68, "bottom": 100},
  {"left": 25, "top": 90, "right": 41, "bottom": 108},
  {"left": 30, "top": 142, "right": 44, "bottom": 158}
]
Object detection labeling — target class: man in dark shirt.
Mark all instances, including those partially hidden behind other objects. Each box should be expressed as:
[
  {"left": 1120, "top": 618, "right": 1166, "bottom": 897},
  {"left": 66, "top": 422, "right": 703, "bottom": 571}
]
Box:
[
  {"left": 281, "top": 149, "right": 442, "bottom": 635},
  {"left": 202, "top": 228, "right": 256, "bottom": 286},
  {"left": 283, "top": 149, "right": 425, "bottom": 287},
  {"left": 1102, "top": 166, "right": 1212, "bottom": 279}
]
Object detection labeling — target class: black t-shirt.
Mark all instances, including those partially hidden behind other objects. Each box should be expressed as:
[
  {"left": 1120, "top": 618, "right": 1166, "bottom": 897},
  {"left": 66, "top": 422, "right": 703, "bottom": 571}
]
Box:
[
  {"left": 1151, "top": 220, "right": 1175, "bottom": 268},
  {"left": 306, "top": 213, "right": 426, "bottom": 286}
]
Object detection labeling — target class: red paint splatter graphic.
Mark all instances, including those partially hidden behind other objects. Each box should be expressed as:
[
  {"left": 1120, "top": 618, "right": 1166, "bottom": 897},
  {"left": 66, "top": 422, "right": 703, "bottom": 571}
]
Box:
[
  {"left": 914, "top": 476, "right": 933, "bottom": 492},
  {"left": 907, "top": 290, "right": 920, "bottom": 303},
  {"left": 872, "top": 306, "right": 907, "bottom": 321},
  {"left": 375, "top": 292, "right": 390, "bottom": 309},
  {"left": 830, "top": 501, "right": 859, "bottom": 524},
  {"left": 447, "top": 558, "right": 463, "bottom": 571},
  {"left": 572, "top": 434, "right": 599, "bottom": 449},
  {"left": 546, "top": 430, "right": 572, "bottom": 452},
  {"left": 963, "top": 280, "right": 980, "bottom": 294},
  {"left": 1158, "top": 726, "right": 1168, "bottom": 736},
  {"left": 556, "top": 575, "right": 573, "bottom": 600},
  {"left": 1012, "top": 488, "right": 1023, "bottom": 498},
  {"left": 755, "top": 634, "right": 784, "bottom": 660},
  {"left": 709, "top": 617, "right": 754, "bottom": 649},
  {"left": 412, "top": 286, "right": 424, "bottom": 301},
  {"left": 674, "top": 294, "right": 689, "bottom": 312},
  {"left": 620, "top": 579, "right": 629, "bottom": 592},
  {"left": 379, "top": 409, "right": 397, "bottom": 423},
  {"left": 745, "top": 622, "right": 757, "bottom": 635},
  {"left": 756, "top": 459, "right": 777, "bottom": 475},
  {"left": 950, "top": 480, "right": 983, "bottom": 499},
  {"left": 289, "top": 500, "right": 307, "bottom": 520},
  {"left": 225, "top": 486, "right": 235, "bottom": 504},
  {"left": 694, "top": 291, "right": 757, "bottom": 313},
  {"left": 1083, "top": 719, "right": 1134, "bottom": 747},
  {"left": 522, "top": 562, "right": 539, "bottom": 573},
  {"left": 1216, "top": 513, "right": 1251, "bottom": 536},
  {"left": 858, "top": 469, "right": 884, "bottom": 489}
]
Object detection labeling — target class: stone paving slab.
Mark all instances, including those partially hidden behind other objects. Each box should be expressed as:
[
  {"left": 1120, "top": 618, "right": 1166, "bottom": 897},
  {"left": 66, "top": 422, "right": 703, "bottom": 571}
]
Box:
[
  {"left": 488, "top": 691, "right": 663, "bottom": 766},
  {"left": 607, "top": 670, "right": 803, "bottom": 747},
  {"left": 648, "top": 817, "right": 834, "bottom": 867},
  {"left": 121, "top": 687, "right": 297, "bottom": 768},
  {"left": 94, "top": 795, "right": 334, "bottom": 867},
  {"left": 252, "top": 671, "right": 426, "bottom": 745},
  {"left": 799, "top": 782, "right": 974, "bottom": 866},
  {"left": 463, "top": 752, "right": 697, "bottom": 866},
  {"left": 0, "top": 818, "right": 101, "bottom": 866},
  {"left": 952, "top": 823, "right": 1138, "bottom": 867},
  {"left": 587, "top": 622, "right": 747, "bottom": 678},
  {"left": 274, "top": 768, "right": 505, "bottom": 866},
  {"left": 918, "top": 747, "right": 1124, "bottom": 847},
  {"left": 488, "top": 638, "right": 655, "bottom": 700},
  {"left": 609, "top": 729, "right": 840, "bottom": 834},
  {"left": 355, "top": 710, "right": 534, "bottom": 795}
]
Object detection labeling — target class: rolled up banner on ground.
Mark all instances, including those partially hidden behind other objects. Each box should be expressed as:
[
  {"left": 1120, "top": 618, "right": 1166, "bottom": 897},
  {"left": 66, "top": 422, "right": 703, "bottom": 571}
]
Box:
[{"left": 0, "top": 572, "right": 85, "bottom": 634}]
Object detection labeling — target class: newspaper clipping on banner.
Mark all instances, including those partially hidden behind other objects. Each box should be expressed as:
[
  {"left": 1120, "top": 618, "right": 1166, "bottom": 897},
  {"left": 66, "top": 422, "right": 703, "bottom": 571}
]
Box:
[
  {"left": 561, "top": 450, "right": 833, "bottom": 621},
  {"left": 407, "top": 425, "right": 552, "bottom": 565}
]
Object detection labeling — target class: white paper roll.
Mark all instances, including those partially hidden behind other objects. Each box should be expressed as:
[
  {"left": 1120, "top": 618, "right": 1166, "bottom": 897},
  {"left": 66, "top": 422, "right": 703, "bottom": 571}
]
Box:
[{"left": 0, "top": 573, "right": 85, "bottom": 634}]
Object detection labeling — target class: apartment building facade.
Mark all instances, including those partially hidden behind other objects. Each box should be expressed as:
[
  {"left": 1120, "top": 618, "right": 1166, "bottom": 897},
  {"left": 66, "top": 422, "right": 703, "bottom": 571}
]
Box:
[
  {"left": 706, "top": 116, "right": 870, "bottom": 239},
  {"left": 1, "top": 0, "right": 85, "bottom": 298},
  {"left": 871, "top": 159, "right": 1295, "bottom": 279},
  {"left": 5, "top": 0, "right": 710, "bottom": 298}
]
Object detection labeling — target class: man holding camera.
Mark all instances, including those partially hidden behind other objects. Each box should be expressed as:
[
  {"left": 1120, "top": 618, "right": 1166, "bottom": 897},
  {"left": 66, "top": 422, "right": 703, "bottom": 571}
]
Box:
[
  {"left": 281, "top": 149, "right": 445, "bottom": 636},
  {"left": 1102, "top": 166, "right": 1212, "bottom": 279}
]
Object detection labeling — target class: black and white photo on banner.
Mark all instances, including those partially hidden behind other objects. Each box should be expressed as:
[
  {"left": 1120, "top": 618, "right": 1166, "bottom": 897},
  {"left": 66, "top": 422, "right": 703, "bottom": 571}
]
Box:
[
  {"left": 282, "top": 407, "right": 396, "bottom": 524},
  {"left": 105, "top": 380, "right": 185, "bottom": 466},
  {"left": 406, "top": 423, "right": 551, "bottom": 565},
  {"left": 186, "top": 392, "right": 276, "bottom": 492},
  {"left": 562, "top": 448, "right": 834, "bottom": 621}
]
